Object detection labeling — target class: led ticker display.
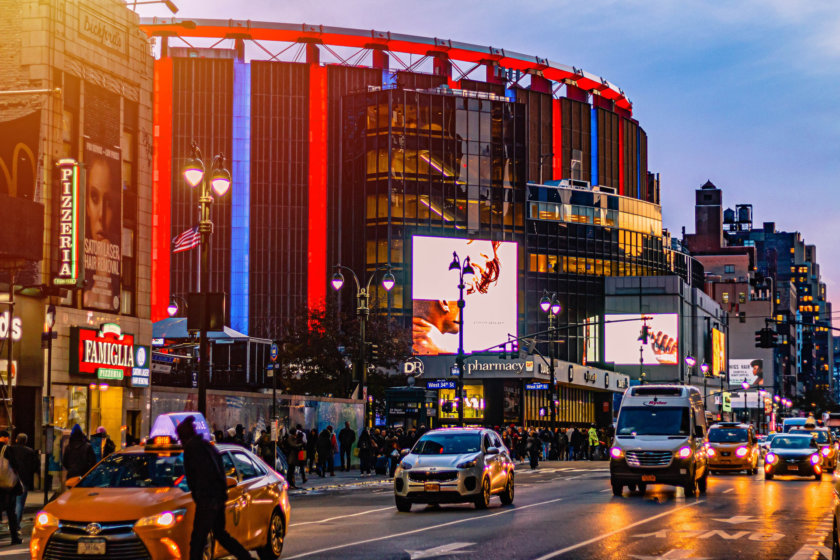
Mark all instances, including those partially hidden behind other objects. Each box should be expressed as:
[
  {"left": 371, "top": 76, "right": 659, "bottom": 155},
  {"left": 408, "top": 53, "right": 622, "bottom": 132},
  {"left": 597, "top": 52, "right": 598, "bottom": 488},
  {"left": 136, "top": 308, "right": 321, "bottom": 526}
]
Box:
[
  {"left": 412, "top": 236, "right": 517, "bottom": 355},
  {"left": 54, "top": 159, "right": 84, "bottom": 287},
  {"left": 605, "top": 313, "right": 679, "bottom": 365}
]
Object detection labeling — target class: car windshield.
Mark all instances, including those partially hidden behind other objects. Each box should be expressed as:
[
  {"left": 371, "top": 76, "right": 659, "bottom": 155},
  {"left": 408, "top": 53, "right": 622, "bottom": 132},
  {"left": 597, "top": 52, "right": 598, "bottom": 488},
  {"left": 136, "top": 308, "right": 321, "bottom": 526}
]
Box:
[
  {"left": 790, "top": 430, "right": 829, "bottom": 444},
  {"left": 708, "top": 428, "right": 748, "bottom": 443},
  {"left": 616, "top": 407, "right": 690, "bottom": 436},
  {"left": 413, "top": 433, "right": 482, "bottom": 455},
  {"left": 770, "top": 436, "right": 814, "bottom": 450},
  {"left": 77, "top": 453, "right": 188, "bottom": 489}
]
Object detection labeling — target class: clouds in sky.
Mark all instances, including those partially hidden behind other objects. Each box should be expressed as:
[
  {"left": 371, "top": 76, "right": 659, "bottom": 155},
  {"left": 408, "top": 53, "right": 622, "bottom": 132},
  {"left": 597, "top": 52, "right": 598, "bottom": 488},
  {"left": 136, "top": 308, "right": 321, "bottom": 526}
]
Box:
[{"left": 138, "top": 0, "right": 840, "bottom": 301}]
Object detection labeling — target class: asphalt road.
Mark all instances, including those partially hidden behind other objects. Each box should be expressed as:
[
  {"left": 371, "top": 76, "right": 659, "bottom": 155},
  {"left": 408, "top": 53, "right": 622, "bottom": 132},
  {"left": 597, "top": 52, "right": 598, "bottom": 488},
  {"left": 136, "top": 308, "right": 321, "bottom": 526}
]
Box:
[{"left": 4, "top": 461, "right": 836, "bottom": 559}]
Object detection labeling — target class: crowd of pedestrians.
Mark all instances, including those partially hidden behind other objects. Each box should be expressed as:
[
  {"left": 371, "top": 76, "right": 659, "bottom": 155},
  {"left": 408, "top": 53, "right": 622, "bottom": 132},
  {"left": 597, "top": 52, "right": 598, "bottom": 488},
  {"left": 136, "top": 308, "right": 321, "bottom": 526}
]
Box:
[{"left": 498, "top": 424, "right": 613, "bottom": 466}]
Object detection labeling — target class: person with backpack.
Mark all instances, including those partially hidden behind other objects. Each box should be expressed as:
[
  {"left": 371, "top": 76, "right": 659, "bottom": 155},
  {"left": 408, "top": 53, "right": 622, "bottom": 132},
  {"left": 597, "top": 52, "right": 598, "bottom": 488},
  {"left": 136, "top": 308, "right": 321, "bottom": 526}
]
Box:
[
  {"left": 62, "top": 424, "right": 96, "bottom": 479},
  {"left": 9, "top": 433, "right": 38, "bottom": 527},
  {"left": 90, "top": 426, "right": 116, "bottom": 462},
  {"left": 0, "top": 431, "right": 22, "bottom": 544}
]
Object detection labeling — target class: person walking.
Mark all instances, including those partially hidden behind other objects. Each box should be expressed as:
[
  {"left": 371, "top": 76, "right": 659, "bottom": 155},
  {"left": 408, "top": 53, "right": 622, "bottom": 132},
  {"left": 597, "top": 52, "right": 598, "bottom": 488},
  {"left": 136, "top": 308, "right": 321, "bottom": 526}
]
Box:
[
  {"left": 306, "top": 428, "right": 318, "bottom": 475},
  {"left": 588, "top": 424, "right": 599, "bottom": 461},
  {"left": 0, "top": 431, "right": 22, "bottom": 544},
  {"left": 557, "top": 428, "right": 569, "bottom": 462},
  {"left": 89, "top": 426, "right": 116, "bottom": 462},
  {"left": 316, "top": 427, "right": 335, "bottom": 477},
  {"left": 9, "top": 433, "right": 38, "bottom": 527},
  {"left": 357, "top": 427, "right": 372, "bottom": 476},
  {"left": 526, "top": 430, "right": 540, "bottom": 470},
  {"left": 569, "top": 427, "right": 582, "bottom": 460},
  {"left": 338, "top": 422, "right": 356, "bottom": 472},
  {"left": 62, "top": 424, "right": 96, "bottom": 479},
  {"left": 175, "top": 416, "right": 251, "bottom": 560}
]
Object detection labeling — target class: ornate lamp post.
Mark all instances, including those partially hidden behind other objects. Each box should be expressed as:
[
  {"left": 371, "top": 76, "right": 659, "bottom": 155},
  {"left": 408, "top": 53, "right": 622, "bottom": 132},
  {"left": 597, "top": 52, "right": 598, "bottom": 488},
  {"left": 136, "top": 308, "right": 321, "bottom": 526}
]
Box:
[
  {"left": 448, "top": 252, "right": 474, "bottom": 426},
  {"left": 539, "top": 292, "right": 562, "bottom": 431}
]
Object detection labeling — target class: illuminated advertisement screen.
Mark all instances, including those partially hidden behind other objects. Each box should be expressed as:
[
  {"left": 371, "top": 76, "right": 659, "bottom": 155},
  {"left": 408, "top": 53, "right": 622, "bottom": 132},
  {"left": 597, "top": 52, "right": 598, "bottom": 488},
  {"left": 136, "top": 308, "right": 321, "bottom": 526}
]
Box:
[
  {"left": 712, "top": 328, "right": 726, "bottom": 377},
  {"left": 412, "top": 236, "right": 517, "bottom": 355},
  {"left": 605, "top": 314, "right": 679, "bottom": 365}
]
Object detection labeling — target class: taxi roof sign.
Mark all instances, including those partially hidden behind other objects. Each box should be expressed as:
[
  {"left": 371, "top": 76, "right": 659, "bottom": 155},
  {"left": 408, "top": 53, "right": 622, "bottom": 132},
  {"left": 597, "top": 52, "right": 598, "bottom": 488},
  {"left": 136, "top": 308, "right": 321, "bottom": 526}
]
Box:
[{"left": 150, "top": 412, "right": 212, "bottom": 442}]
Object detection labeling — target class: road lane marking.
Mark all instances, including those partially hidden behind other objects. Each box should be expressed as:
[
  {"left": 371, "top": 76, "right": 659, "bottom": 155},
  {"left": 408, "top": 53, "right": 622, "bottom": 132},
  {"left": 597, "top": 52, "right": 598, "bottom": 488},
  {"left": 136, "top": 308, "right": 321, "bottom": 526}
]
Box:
[
  {"left": 532, "top": 501, "right": 703, "bottom": 560},
  {"left": 407, "top": 542, "right": 474, "bottom": 559},
  {"left": 629, "top": 550, "right": 710, "bottom": 559},
  {"left": 0, "top": 545, "right": 28, "bottom": 557},
  {"left": 722, "top": 488, "right": 734, "bottom": 493},
  {"left": 284, "top": 498, "right": 563, "bottom": 559},
  {"left": 289, "top": 506, "right": 394, "bottom": 527}
]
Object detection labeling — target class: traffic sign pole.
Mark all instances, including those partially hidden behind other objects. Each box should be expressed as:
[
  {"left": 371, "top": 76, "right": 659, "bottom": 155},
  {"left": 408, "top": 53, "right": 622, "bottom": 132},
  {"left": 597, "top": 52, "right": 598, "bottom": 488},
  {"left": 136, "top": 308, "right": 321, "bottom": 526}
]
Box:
[{"left": 270, "top": 342, "right": 279, "bottom": 430}]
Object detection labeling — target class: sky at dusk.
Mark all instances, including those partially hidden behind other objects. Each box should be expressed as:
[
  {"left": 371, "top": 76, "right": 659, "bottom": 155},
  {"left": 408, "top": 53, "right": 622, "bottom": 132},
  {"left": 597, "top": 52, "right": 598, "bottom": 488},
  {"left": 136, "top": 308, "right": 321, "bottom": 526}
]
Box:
[{"left": 136, "top": 0, "right": 840, "bottom": 306}]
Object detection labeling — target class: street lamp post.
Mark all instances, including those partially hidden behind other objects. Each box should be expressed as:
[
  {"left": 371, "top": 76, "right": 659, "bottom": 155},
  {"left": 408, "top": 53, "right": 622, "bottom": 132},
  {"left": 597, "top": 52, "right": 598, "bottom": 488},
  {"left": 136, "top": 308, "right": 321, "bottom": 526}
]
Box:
[
  {"left": 331, "top": 264, "right": 395, "bottom": 427},
  {"left": 182, "top": 142, "right": 231, "bottom": 417},
  {"left": 449, "top": 252, "right": 474, "bottom": 427},
  {"left": 741, "top": 381, "right": 750, "bottom": 424},
  {"left": 700, "top": 363, "right": 710, "bottom": 409},
  {"left": 43, "top": 304, "right": 56, "bottom": 505},
  {"left": 540, "top": 293, "right": 562, "bottom": 431}
]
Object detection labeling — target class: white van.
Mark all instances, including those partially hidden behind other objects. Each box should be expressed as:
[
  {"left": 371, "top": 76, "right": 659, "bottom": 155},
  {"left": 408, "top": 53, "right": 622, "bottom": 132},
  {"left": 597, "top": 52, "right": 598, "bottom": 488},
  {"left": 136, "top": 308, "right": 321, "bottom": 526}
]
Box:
[{"left": 609, "top": 384, "right": 709, "bottom": 497}]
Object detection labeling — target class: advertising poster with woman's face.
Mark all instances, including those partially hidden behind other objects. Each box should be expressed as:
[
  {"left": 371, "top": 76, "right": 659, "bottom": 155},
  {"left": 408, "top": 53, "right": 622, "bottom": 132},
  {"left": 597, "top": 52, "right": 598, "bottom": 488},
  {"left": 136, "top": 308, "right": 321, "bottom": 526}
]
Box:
[
  {"left": 411, "top": 236, "right": 518, "bottom": 355},
  {"left": 83, "top": 140, "right": 121, "bottom": 311}
]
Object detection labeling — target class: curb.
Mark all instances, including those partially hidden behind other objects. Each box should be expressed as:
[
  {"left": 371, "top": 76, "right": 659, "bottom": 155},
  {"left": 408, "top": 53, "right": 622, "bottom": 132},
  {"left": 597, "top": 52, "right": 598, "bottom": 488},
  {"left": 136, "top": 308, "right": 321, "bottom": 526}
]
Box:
[{"left": 289, "top": 479, "right": 392, "bottom": 494}]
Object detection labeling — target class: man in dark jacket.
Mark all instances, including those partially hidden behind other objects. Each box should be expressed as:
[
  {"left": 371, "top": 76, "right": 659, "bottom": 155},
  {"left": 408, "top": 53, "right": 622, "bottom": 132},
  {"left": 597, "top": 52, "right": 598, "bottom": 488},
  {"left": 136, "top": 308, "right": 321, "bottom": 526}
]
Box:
[
  {"left": 10, "top": 433, "right": 38, "bottom": 526},
  {"left": 316, "top": 427, "right": 335, "bottom": 477},
  {"left": 62, "top": 424, "right": 96, "bottom": 479},
  {"left": 176, "top": 416, "right": 250, "bottom": 560},
  {"left": 0, "top": 431, "right": 22, "bottom": 544},
  {"left": 338, "top": 422, "right": 355, "bottom": 472},
  {"left": 357, "top": 428, "right": 372, "bottom": 475}
]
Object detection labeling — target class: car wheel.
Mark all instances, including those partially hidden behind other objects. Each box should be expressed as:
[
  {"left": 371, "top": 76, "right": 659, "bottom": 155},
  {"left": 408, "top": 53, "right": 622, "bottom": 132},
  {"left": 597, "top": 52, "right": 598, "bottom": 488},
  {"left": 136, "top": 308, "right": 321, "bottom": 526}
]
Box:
[
  {"left": 765, "top": 472, "right": 774, "bottom": 480},
  {"left": 698, "top": 471, "right": 708, "bottom": 494},
  {"left": 500, "top": 473, "right": 514, "bottom": 505},
  {"left": 474, "top": 477, "right": 491, "bottom": 509},
  {"left": 202, "top": 531, "right": 215, "bottom": 560},
  {"left": 257, "top": 509, "right": 285, "bottom": 560},
  {"left": 684, "top": 477, "right": 698, "bottom": 497},
  {"left": 395, "top": 496, "right": 412, "bottom": 512},
  {"left": 611, "top": 482, "right": 623, "bottom": 496}
]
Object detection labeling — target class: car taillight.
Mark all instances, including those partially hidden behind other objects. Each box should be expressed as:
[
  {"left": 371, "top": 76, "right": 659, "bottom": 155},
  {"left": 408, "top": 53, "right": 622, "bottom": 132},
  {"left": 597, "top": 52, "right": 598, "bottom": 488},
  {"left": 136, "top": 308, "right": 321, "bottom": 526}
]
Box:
[{"left": 735, "top": 447, "right": 748, "bottom": 457}]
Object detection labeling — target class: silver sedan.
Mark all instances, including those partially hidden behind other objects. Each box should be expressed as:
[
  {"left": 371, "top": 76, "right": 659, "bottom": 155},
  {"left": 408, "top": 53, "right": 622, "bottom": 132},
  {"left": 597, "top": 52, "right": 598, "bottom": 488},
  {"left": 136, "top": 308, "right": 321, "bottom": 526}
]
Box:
[{"left": 394, "top": 428, "right": 515, "bottom": 511}]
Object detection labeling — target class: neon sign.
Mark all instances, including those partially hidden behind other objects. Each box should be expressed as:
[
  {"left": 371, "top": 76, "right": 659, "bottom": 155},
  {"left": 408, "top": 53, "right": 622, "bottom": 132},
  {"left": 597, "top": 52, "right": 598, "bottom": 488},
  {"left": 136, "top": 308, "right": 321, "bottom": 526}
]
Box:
[
  {"left": 70, "top": 323, "right": 136, "bottom": 380},
  {"left": 54, "top": 159, "right": 83, "bottom": 287}
]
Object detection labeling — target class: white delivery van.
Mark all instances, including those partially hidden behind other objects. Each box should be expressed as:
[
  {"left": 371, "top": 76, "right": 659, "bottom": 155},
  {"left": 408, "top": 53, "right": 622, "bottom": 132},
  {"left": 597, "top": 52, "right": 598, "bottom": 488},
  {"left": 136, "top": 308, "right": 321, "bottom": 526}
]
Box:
[{"left": 609, "top": 384, "right": 709, "bottom": 496}]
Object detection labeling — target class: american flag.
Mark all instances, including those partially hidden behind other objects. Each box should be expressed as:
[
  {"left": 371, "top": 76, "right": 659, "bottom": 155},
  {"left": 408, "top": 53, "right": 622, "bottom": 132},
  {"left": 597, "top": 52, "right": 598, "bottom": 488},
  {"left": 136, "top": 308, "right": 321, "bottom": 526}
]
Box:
[{"left": 172, "top": 226, "right": 200, "bottom": 253}]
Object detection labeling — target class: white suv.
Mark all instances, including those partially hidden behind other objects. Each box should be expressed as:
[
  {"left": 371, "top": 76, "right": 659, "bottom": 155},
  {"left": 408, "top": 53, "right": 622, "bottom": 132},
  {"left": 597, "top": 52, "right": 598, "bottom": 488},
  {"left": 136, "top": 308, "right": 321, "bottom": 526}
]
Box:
[{"left": 394, "top": 428, "right": 515, "bottom": 511}]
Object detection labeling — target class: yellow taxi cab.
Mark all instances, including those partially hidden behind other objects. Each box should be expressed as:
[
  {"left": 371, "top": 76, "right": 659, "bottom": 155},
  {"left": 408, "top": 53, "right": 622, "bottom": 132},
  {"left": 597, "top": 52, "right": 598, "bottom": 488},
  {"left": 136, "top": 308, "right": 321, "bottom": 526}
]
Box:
[
  {"left": 705, "top": 422, "right": 760, "bottom": 475},
  {"left": 789, "top": 426, "right": 838, "bottom": 473},
  {"left": 31, "top": 413, "right": 290, "bottom": 560}
]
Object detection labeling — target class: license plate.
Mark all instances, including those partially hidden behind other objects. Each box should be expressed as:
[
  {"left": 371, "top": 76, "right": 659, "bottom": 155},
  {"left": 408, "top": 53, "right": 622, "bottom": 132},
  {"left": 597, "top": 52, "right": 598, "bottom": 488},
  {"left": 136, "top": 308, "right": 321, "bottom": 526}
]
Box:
[
  {"left": 641, "top": 475, "right": 656, "bottom": 482},
  {"left": 424, "top": 482, "right": 440, "bottom": 492},
  {"left": 77, "top": 539, "right": 106, "bottom": 555}
]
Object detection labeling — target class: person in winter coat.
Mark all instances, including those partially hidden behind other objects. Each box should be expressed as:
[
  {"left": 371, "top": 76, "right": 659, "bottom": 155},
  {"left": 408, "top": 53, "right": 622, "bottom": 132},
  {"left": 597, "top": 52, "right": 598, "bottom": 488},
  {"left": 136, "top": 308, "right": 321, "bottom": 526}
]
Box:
[
  {"left": 62, "top": 424, "right": 96, "bottom": 479},
  {"left": 526, "top": 430, "right": 540, "bottom": 470},
  {"left": 176, "top": 416, "right": 250, "bottom": 560},
  {"left": 0, "top": 431, "right": 22, "bottom": 544},
  {"left": 316, "top": 427, "right": 335, "bottom": 477},
  {"left": 89, "top": 426, "right": 116, "bottom": 462},
  {"left": 257, "top": 430, "right": 274, "bottom": 465},
  {"left": 307, "top": 428, "right": 318, "bottom": 475},
  {"left": 357, "top": 428, "right": 373, "bottom": 475},
  {"left": 338, "top": 422, "right": 356, "bottom": 472},
  {"left": 557, "top": 429, "right": 569, "bottom": 461},
  {"left": 588, "top": 425, "right": 600, "bottom": 460},
  {"left": 569, "top": 427, "right": 583, "bottom": 460},
  {"left": 9, "top": 433, "right": 38, "bottom": 527}
]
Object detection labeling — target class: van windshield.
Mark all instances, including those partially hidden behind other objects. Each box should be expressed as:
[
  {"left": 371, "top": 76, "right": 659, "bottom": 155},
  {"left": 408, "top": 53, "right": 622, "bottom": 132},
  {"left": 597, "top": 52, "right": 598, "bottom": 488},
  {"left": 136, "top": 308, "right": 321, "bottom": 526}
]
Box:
[{"left": 616, "top": 407, "right": 691, "bottom": 436}]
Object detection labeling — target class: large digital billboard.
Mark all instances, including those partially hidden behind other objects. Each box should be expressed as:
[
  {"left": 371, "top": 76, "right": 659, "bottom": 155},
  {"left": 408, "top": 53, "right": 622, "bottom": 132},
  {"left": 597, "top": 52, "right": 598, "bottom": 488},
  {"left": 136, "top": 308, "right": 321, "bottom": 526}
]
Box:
[
  {"left": 729, "top": 359, "right": 764, "bottom": 387},
  {"left": 712, "top": 328, "right": 726, "bottom": 377},
  {"left": 605, "top": 314, "right": 679, "bottom": 365},
  {"left": 412, "top": 236, "right": 517, "bottom": 355}
]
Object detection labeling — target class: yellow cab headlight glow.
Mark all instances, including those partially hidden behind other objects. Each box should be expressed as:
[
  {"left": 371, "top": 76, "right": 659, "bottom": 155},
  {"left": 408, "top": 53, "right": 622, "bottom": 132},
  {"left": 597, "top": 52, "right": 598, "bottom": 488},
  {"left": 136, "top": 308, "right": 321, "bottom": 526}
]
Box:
[
  {"left": 706, "top": 447, "right": 716, "bottom": 457},
  {"left": 735, "top": 446, "right": 748, "bottom": 457},
  {"left": 34, "top": 511, "right": 59, "bottom": 529},
  {"left": 677, "top": 446, "right": 692, "bottom": 459},
  {"left": 135, "top": 509, "right": 186, "bottom": 529},
  {"left": 822, "top": 447, "right": 831, "bottom": 457}
]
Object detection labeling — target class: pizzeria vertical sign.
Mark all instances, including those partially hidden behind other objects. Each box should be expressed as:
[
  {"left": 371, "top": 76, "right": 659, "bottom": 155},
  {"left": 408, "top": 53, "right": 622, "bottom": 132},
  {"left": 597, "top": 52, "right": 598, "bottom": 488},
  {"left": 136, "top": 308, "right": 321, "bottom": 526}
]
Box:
[
  {"left": 54, "top": 159, "right": 85, "bottom": 287},
  {"left": 70, "top": 323, "right": 135, "bottom": 381}
]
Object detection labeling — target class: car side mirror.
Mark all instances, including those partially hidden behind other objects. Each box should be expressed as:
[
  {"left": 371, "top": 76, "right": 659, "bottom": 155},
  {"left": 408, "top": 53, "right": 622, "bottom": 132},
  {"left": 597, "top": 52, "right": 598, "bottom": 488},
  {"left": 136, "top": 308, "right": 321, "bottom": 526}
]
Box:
[
  {"left": 66, "top": 476, "right": 81, "bottom": 489},
  {"left": 400, "top": 448, "right": 411, "bottom": 456},
  {"left": 226, "top": 476, "right": 238, "bottom": 488},
  {"left": 486, "top": 447, "right": 499, "bottom": 455}
]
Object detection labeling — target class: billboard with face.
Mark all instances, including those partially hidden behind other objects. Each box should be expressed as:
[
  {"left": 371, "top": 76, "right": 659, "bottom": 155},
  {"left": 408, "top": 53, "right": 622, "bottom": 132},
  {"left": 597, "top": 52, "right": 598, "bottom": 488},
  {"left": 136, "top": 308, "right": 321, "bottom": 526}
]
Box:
[
  {"left": 605, "top": 314, "right": 679, "bottom": 365},
  {"left": 83, "top": 139, "right": 121, "bottom": 311},
  {"left": 729, "top": 359, "right": 764, "bottom": 387},
  {"left": 412, "top": 236, "right": 517, "bottom": 355}
]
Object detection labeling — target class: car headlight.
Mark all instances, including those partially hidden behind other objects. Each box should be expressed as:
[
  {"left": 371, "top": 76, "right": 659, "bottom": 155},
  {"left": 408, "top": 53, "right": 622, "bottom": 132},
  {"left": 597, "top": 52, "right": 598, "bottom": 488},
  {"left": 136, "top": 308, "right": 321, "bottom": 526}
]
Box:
[
  {"left": 456, "top": 460, "right": 478, "bottom": 469},
  {"left": 609, "top": 447, "right": 624, "bottom": 459},
  {"left": 676, "top": 446, "right": 692, "bottom": 459},
  {"left": 707, "top": 447, "right": 716, "bottom": 457},
  {"left": 765, "top": 452, "right": 777, "bottom": 464},
  {"left": 735, "top": 446, "right": 748, "bottom": 457},
  {"left": 822, "top": 447, "right": 831, "bottom": 457},
  {"left": 810, "top": 454, "right": 821, "bottom": 466},
  {"left": 34, "top": 511, "right": 59, "bottom": 530},
  {"left": 135, "top": 509, "right": 187, "bottom": 529},
  {"left": 399, "top": 461, "right": 413, "bottom": 470}
]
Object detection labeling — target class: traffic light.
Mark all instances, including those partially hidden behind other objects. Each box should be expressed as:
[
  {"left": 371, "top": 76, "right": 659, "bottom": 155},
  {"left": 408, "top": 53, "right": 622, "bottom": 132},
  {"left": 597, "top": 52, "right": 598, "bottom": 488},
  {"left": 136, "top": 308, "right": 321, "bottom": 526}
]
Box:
[
  {"left": 367, "top": 343, "right": 380, "bottom": 361},
  {"left": 754, "top": 328, "right": 776, "bottom": 348},
  {"left": 638, "top": 324, "right": 650, "bottom": 344}
]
